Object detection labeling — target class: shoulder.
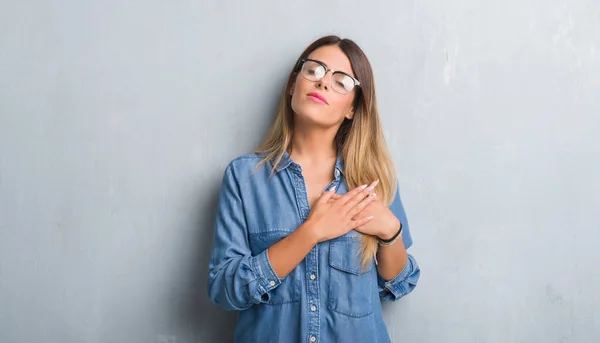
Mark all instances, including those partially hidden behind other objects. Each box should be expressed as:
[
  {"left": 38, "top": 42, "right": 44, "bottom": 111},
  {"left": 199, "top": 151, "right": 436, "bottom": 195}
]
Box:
[
  {"left": 226, "top": 152, "right": 268, "bottom": 170},
  {"left": 223, "top": 152, "right": 272, "bottom": 180}
]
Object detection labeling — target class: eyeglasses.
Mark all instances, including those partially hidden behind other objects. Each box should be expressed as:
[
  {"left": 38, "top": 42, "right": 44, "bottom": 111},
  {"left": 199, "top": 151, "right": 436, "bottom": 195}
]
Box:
[{"left": 298, "top": 58, "right": 361, "bottom": 95}]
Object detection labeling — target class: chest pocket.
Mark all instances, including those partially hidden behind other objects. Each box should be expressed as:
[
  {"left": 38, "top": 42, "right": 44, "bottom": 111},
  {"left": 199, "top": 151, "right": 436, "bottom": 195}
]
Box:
[
  {"left": 248, "top": 230, "right": 302, "bottom": 305},
  {"left": 328, "top": 236, "right": 374, "bottom": 317}
]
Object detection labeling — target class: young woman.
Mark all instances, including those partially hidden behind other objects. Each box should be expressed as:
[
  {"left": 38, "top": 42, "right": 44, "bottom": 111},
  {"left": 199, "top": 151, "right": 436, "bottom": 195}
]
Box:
[{"left": 208, "top": 35, "right": 420, "bottom": 343}]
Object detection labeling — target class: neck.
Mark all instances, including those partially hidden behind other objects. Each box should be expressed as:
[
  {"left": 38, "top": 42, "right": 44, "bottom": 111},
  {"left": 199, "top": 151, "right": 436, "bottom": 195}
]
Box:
[{"left": 289, "top": 124, "right": 338, "bottom": 163}]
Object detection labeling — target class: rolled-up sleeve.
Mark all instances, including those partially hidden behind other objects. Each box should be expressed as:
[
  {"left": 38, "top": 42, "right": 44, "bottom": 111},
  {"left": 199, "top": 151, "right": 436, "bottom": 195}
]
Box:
[
  {"left": 207, "top": 163, "right": 281, "bottom": 311},
  {"left": 377, "top": 182, "right": 421, "bottom": 301},
  {"left": 377, "top": 254, "right": 420, "bottom": 301}
]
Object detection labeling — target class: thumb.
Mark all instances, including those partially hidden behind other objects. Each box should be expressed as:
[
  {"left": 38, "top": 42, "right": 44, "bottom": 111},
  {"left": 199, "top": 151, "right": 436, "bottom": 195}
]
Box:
[{"left": 318, "top": 186, "right": 337, "bottom": 203}]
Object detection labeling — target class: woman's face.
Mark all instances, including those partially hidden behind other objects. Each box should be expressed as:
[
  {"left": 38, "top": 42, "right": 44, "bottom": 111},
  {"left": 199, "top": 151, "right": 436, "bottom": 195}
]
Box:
[{"left": 290, "top": 45, "right": 357, "bottom": 128}]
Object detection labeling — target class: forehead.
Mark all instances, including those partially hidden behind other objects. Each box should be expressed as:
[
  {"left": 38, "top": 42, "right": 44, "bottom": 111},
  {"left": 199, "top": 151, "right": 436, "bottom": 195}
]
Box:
[{"left": 306, "top": 45, "right": 355, "bottom": 77}]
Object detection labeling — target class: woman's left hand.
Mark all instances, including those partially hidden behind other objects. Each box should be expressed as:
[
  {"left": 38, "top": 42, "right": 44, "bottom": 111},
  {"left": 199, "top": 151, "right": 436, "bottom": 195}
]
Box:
[{"left": 329, "top": 193, "right": 400, "bottom": 240}]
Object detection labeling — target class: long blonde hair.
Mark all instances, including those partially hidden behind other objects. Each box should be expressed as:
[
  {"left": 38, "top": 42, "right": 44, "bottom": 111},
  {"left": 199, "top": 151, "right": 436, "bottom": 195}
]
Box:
[{"left": 255, "top": 35, "right": 397, "bottom": 269}]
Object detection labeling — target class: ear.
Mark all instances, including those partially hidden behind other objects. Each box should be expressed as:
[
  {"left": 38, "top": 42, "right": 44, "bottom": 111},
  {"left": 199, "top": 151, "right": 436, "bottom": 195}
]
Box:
[{"left": 345, "top": 107, "right": 355, "bottom": 120}]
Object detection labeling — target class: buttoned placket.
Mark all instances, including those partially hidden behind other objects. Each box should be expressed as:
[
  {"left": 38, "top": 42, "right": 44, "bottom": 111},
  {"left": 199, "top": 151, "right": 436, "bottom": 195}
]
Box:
[{"left": 287, "top": 162, "right": 341, "bottom": 343}]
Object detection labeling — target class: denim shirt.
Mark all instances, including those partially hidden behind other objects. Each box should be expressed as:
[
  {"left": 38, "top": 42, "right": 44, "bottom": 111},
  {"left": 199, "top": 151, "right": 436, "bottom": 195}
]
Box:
[{"left": 207, "top": 151, "right": 420, "bottom": 343}]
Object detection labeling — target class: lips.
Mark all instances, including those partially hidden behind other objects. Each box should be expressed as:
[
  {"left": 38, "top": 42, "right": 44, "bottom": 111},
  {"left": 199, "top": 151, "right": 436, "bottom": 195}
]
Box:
[{"left": 307, "top": 92, "right": 328, "bottom": 105}]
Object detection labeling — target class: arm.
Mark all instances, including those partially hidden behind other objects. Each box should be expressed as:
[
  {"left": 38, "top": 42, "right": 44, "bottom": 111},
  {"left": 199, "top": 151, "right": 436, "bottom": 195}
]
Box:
[
  {"left": 270, "top": 184, "right": 376, "bottom": 278},
  {"left": 375, "top": 184, "right": 420, "bottom": 301},
  {"left": 207, "top": 164, "right": 300, "bottom": 311},
  {"left": 207, "top": 166, "right": 376, "bottom": 310},
  {"left": 267, "top": 226, "right": 318, "bottom": 279}
]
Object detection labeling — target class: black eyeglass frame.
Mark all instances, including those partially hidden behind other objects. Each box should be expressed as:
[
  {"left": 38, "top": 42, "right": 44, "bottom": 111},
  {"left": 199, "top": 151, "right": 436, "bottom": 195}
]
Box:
[{"left": 296, "top": 58, "right": 361, "bottom": 93}]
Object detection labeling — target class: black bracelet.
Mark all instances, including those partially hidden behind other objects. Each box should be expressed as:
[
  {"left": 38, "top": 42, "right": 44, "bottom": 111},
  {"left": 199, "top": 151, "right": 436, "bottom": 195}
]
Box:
[{"left": 377, "top": 223, "right": 402, "bottom": 246}]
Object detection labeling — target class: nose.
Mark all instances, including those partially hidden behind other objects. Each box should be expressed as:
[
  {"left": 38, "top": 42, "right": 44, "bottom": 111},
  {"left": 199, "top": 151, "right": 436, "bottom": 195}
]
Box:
[{"left": 316, "top": 71, "right": 332, "bottom": 91}]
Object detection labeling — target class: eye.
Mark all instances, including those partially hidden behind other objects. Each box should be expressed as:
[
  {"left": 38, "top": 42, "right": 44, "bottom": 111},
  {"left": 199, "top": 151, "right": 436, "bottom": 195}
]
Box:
[
  {"left": 313, "top": 66, "right": 326, "bottom": 79},
  {"left": 341, "top": 76, "right": 355, "bottom": 90}
]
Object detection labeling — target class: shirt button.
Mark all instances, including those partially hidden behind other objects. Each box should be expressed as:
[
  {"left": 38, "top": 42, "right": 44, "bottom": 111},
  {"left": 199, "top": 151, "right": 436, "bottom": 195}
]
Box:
[
  {"left": 310, "top": 337, "right": 316, "bottom": 342},
  {"left": 310, "top": 305, "right": 316, "bottom": 311},
  {"left": 310, "top": 274, "right": 316, "bottom": 280},
  {"left": 269, "top": 280, "right": 276, "bottom": 286},
  {"left": 385, "top": 282, "right": 391, "bottom": 287}
]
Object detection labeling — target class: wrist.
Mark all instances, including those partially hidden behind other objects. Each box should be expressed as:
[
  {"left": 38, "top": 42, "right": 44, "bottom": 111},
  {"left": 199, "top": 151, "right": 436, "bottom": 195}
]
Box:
[
  {"left": 378, "top": 220, "right": 401, "bottom": 241},
  {"left": 299, "top": 220, "right": 321, "bottom": 245}
]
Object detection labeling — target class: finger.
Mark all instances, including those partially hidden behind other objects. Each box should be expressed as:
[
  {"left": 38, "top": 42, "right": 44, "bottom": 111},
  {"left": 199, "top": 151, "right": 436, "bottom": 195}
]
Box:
[
  {"left": 337, "top": 183, "right": 368, "bottom": 205},
  {"left": 338, "top": 179, "right": 378, "bottom": 205},
  {"left": 342, "top": 179, "right": 379, "bottom": 211},
  {"left": 327, "top": 193, "right": 342, "bottom": 202},
  {"left": 350, "top": 200, "right": 375, "bottom": 218},
  {"left": 318, "top": 185, "right": 337, "bottom": 204},
  {"left": 348, "top": 192, "right": 377, "bottom": 218},
  {"left": 350, "top": 215, "right": 374, "bottom": 229}
]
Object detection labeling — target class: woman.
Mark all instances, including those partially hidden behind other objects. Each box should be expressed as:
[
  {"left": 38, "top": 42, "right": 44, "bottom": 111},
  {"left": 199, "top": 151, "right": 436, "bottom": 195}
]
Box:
[{"left": 207, "top": 35, "right": 420, "bottom": 343}]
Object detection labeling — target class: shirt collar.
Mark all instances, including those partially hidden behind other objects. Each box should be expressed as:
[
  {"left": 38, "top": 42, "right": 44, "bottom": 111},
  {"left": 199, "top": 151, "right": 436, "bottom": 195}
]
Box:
[{"left": 273, "top": 149, "right": 344, "bottom": 175}]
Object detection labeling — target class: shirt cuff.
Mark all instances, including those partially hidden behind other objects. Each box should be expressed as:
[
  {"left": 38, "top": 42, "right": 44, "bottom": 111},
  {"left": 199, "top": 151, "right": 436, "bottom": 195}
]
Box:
[
  {"left": 377, "top": 254, "right": 418, "bottom": 301},
  {"left": 250, "top": 248, "right": 282, "bottom": 303}
]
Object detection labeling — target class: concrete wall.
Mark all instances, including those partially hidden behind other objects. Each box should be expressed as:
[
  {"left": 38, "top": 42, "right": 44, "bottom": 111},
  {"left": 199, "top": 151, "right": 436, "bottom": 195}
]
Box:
[{"left": 1, "top": 1, "right": 599, "bottom": 342}]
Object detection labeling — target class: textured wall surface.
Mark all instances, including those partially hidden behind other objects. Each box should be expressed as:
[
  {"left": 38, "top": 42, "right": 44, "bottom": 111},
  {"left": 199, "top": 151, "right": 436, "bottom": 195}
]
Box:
[{"left": 1, "top": 1, "right": 599, "bottom": 342}]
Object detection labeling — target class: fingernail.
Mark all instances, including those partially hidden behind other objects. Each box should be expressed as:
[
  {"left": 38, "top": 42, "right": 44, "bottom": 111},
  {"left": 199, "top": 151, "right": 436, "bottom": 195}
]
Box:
[
  {"left": 366, "top": 216, "right": 374, "bottom": 220},
  {"left": 369, "top": 193, "right": 376, "bottom": 198},
  {"left": 366, "top": 180, "right": 379, "bottom": 191},
  {"left": 329, "top": 186, "right": 337, "bottom": 193},
  {"left": 358, "top": 184, "right": 368, "bottom": 190}
]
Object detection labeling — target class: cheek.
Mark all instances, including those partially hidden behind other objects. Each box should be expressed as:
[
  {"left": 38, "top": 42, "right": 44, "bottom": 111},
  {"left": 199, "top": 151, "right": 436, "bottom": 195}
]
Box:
[
  {"left": 290, "top": 94, "right": 299, "bottom": 113},
  {"left": 329, "top": 96, "right": 354, "bottom": 115},
  {"left": 290, "top": 78, "right": 311, "bottom": 111},
  {"left": 291, "top": 83, "right": 302, "bottom": 105},
  {"left": 293, "top": 77, "right": 310, "bottom": 94}
]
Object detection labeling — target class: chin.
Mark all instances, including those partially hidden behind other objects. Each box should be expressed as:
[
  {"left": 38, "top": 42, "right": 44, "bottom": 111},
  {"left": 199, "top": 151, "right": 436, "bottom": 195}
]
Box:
[{"left": 293, "top": 111, "right": 337, "bottom": 128}]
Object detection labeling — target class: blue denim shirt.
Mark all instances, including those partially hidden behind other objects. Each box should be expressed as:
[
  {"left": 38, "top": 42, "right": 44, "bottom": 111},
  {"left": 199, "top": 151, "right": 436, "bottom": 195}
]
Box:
[{"left": 207, "top": 151, "right": 420, "bottom": 343}]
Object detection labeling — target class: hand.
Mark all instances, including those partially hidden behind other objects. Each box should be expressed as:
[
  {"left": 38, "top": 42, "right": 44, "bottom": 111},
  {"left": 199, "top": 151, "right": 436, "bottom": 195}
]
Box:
[
  {"left": 303, "top": 180, "right": 378, "bottom": 243},
  {"left": 329, "top": 189, "right": 400, "bottom": 240}
]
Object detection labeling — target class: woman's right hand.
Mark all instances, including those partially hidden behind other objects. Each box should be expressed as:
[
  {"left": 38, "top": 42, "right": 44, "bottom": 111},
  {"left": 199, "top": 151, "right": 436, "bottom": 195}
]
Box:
[{"left": 304, "top": 180, "right": 379, "bottom": 243}]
